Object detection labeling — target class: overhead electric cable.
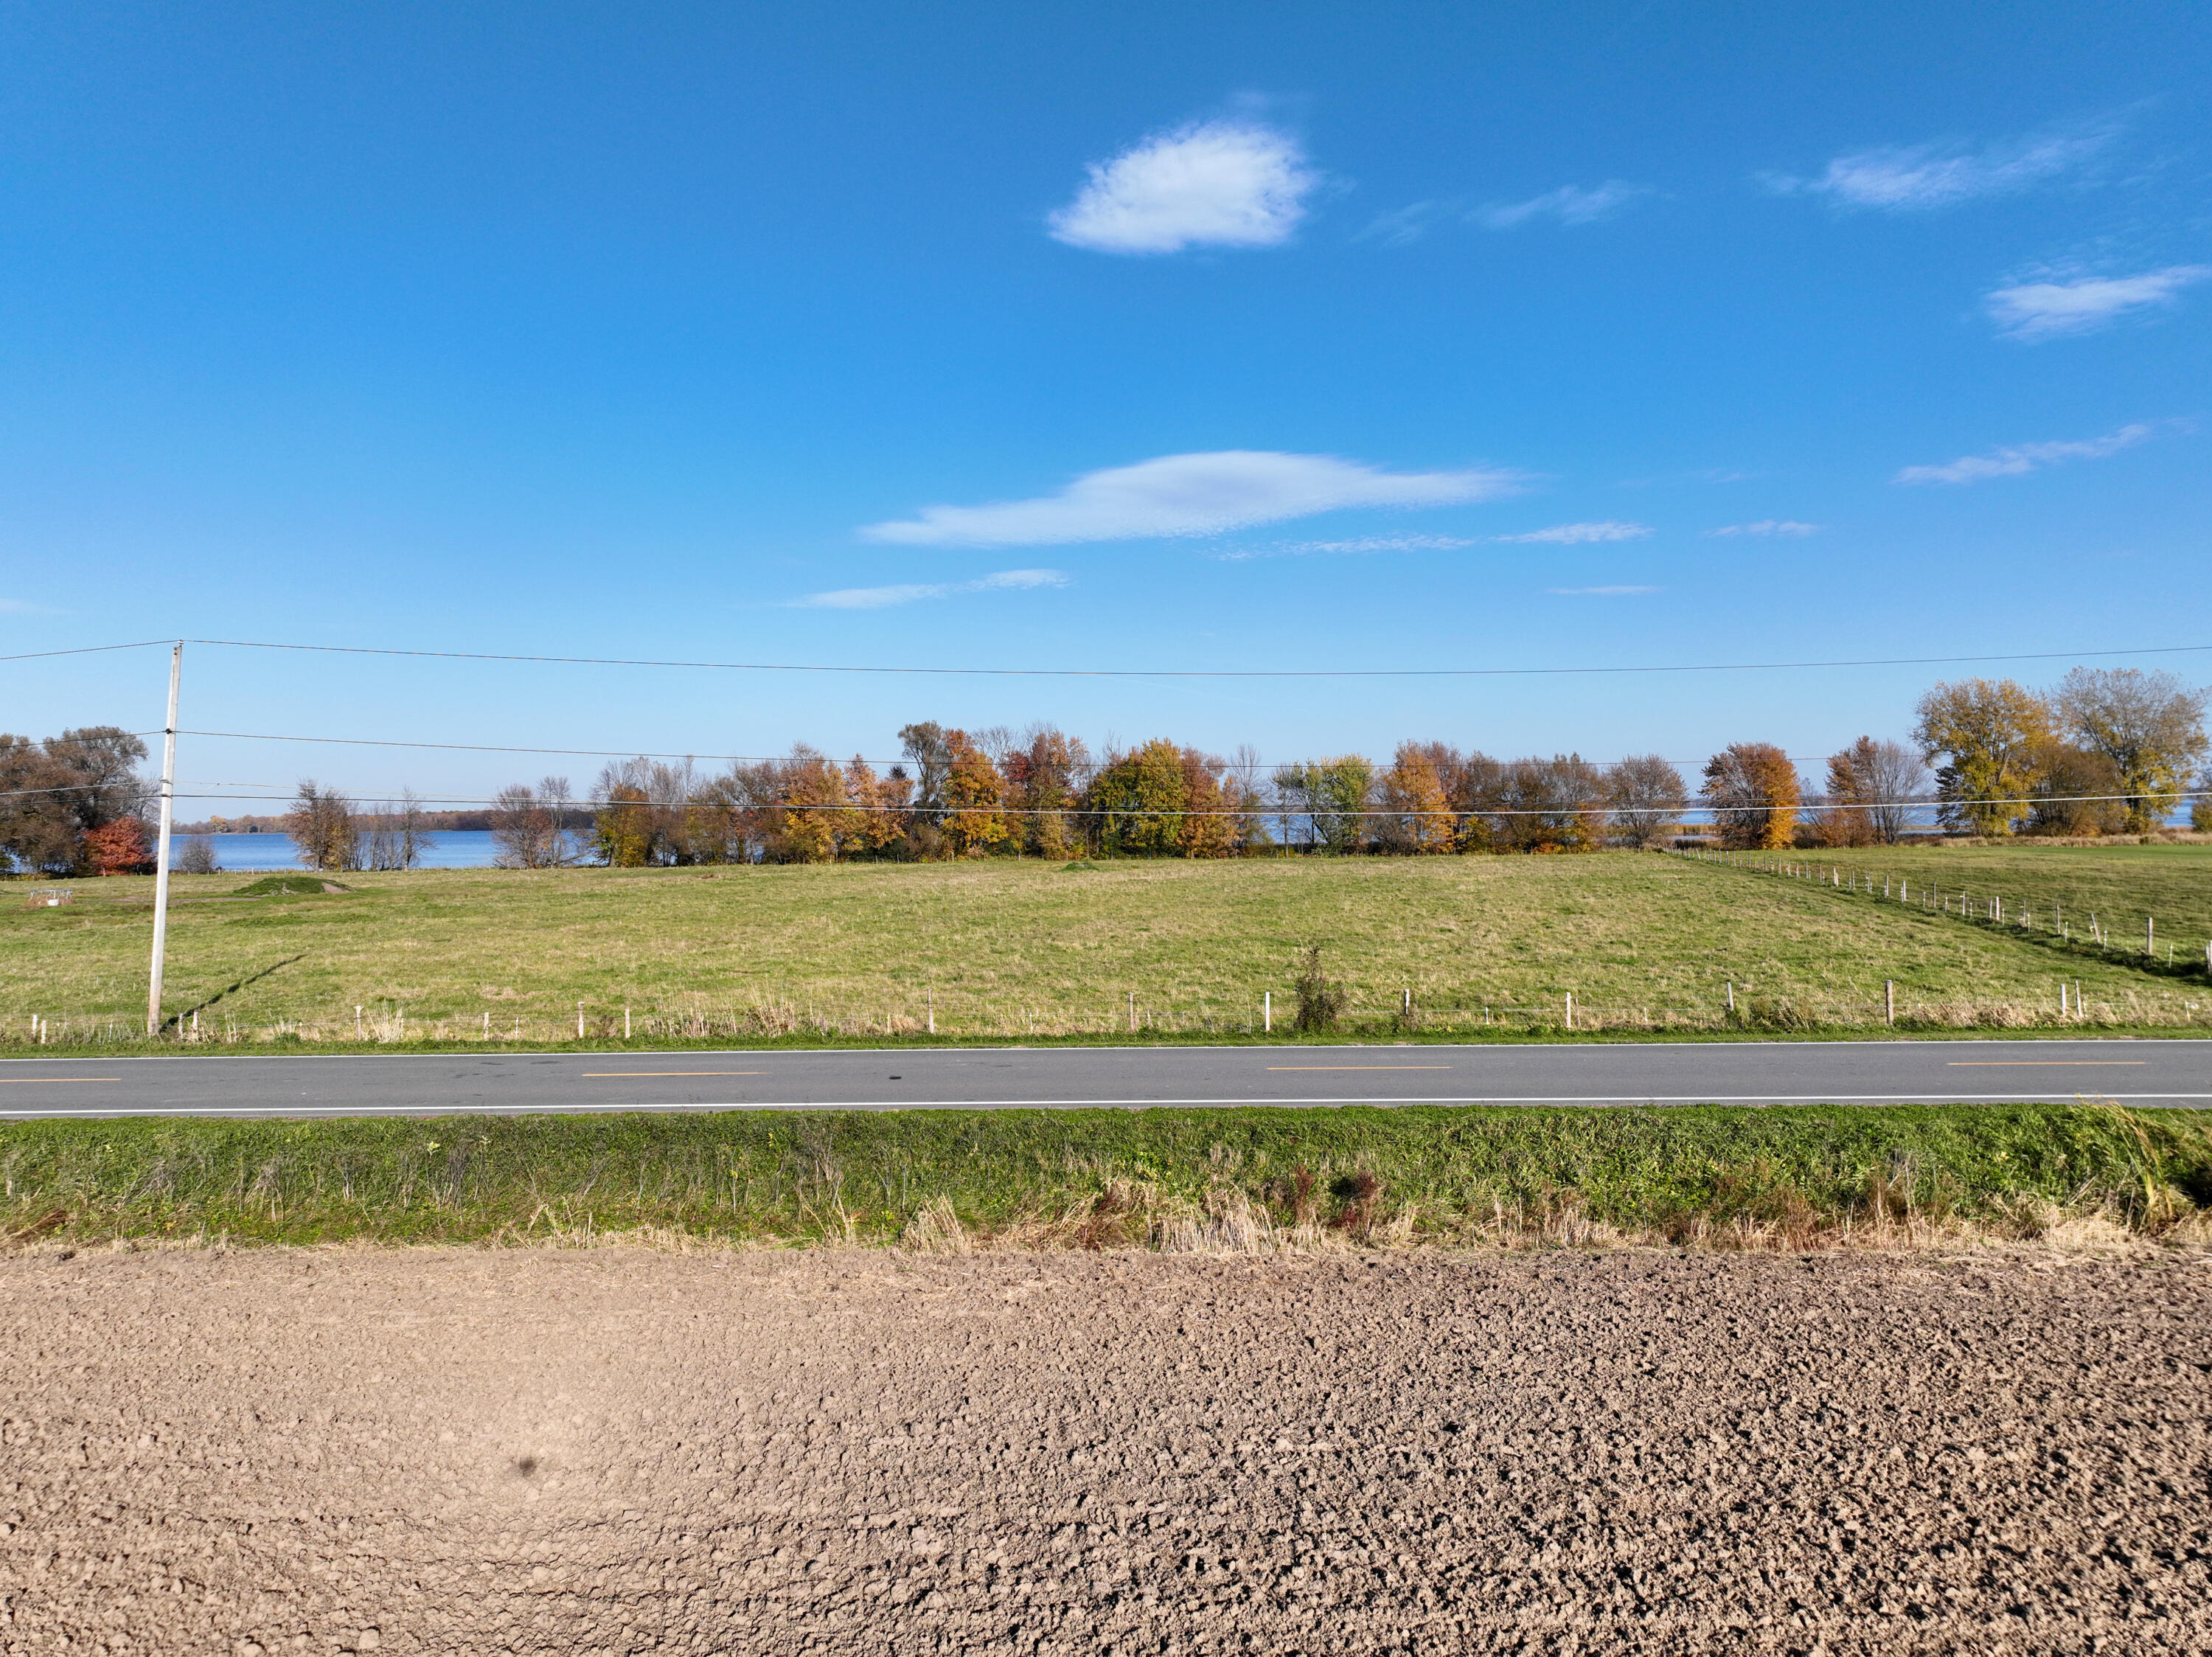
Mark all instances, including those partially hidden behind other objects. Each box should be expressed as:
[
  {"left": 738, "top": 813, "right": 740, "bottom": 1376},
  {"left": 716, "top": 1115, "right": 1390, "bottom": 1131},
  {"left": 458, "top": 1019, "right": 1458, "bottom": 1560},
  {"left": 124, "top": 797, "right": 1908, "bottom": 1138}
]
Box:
[{"left": 173, "top": 635, "right": 2212, "bottom": 679}]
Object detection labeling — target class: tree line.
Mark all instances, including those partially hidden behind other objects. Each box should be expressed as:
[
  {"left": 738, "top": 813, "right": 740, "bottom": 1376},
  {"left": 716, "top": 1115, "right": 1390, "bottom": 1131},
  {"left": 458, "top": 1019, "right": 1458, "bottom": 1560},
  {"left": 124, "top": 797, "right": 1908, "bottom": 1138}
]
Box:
[
  {"left": 2, "top": 667, "right": 2203, "bottom": 876},
  {"left": 467, "top": 667, "right": 2209, "bottom": 869}
]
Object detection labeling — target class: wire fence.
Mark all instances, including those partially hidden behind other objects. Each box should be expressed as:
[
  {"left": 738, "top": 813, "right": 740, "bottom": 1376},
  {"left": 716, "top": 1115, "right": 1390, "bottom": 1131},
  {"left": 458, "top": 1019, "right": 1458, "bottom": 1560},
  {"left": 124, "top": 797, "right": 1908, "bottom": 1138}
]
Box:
[{"left": 12, "top": 979, "right": 2212, "bottom": 1051}]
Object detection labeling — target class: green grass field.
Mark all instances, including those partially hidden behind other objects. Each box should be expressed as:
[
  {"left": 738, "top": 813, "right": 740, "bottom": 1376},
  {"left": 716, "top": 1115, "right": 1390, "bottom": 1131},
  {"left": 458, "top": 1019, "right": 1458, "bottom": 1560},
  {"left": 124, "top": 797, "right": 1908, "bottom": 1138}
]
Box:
[
  {"left": 4, "top": 848, "right": 2210, "bottom": 1049},
  {"left": 1759, "top": 839, "right": 2212, "bottom": 956},
  {"left": 4, "top": 1102, "right": 2206, "bottom": 1248}
]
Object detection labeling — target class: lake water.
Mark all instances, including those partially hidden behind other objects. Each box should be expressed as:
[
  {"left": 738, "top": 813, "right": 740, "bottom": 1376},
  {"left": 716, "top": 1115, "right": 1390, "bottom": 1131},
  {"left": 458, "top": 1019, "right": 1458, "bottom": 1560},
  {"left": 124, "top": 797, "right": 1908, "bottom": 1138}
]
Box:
[{"left": 187, "top": 830, "right": 504, "bottom": 871}]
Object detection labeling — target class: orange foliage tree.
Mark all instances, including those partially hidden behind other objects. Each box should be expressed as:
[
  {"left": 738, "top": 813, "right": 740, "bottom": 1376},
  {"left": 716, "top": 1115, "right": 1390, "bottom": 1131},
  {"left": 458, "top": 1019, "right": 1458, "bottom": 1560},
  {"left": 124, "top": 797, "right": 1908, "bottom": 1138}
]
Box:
[
  {"left": 1701, "top": 742, "right": 1800, "bottom": 849},
  {"left": 941, "top": 729, "right": 1010, "bottom": 855},
  {"left": 84, "top": 816, "right": 149, "bottom": 875}
]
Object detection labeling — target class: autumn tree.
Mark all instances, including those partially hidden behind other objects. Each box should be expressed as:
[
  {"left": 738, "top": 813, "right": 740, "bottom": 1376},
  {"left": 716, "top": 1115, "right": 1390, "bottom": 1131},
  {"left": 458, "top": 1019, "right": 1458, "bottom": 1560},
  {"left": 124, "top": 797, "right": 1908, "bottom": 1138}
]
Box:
[
  {"left": 1500, "top": 754, "right": 1607, "bottom": 852},
  {"left": 1604, "top": 754, "right": 1685, "bottom": 850},
  {"left": 287, "top": 780, "right": 361, "bottom": 872},
  {"left": 2024, "top": 740, "right": 2127, "bottom": 837},
  {"left": 773, "top": 745, "right": 849, "bottom": 863},
  {"left": 1373, "top": 743, "right": 1453, "bottom": 853},
  {"left": 83, "top": 816, "right": 149, "bottom": 875},
  {"left": 2053, "top": 667, "right": 2209, "bottom": 832},
  {"left": 835, "top": 756, "right": 908, "bottom": 858},
  {"left": 1444, "top": 749, "right": 1506, "bottom": 852},
  {"left": 1912, "top": 678, "right": 2050, "bottom": 836},
  {"left": 940, "top": 729, "right": 1010, "bottom": 856},
  {"left": 998, "top": 726, "right": 1088, "bottom": 858},
  {"left": 490, "top": 778, "right": 579, "bottom": 868},
  {"left": 1177, "top": 749, "right": 1236, "bottom": 858},
  {"left": 1701, "top": 743, "right": 1800, "bottom": 850}
]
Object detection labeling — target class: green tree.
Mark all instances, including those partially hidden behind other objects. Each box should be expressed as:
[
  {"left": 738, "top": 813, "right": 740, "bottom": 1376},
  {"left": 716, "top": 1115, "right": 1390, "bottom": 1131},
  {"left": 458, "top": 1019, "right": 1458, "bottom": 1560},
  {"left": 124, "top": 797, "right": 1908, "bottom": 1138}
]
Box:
[{"left": 1084, "top": 739, "right": 1189, "bottom": 855}]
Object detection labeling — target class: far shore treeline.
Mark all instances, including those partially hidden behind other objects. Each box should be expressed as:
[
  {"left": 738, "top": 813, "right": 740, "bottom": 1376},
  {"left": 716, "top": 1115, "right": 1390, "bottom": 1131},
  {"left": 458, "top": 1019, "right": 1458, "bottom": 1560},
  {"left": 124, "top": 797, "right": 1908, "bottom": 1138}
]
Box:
[{"left": 2, "top": 668, "right": 2206, "bottom": 877}]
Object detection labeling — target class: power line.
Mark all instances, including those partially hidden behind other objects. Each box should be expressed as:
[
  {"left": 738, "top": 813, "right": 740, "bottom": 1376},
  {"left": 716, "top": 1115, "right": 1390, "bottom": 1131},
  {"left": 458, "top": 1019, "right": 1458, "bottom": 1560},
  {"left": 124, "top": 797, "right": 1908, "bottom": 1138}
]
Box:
[
  {"left": 122, "top": 787, "right": 2211, "bottom": 817},
  {"left": 0, "top": 640, "right": 176, "bottom": 664},
  {"left": 166, "top": 633, "right": 2212, "bottom": 679},
  {"left": 174, "top": 726, "right": 1851, "bottom": 770}
]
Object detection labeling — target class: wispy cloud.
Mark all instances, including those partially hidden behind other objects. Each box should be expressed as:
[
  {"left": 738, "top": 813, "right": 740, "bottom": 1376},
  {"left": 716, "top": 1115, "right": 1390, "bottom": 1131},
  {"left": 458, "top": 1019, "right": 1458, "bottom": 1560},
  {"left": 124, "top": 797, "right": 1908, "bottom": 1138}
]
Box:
[
  {"left": 1763, "top": 122, "right": 2113, "bottom": 211},
  {"left": 1894, "top": 422, "right": 2155, "bottom": 486},
  {"left": 1474, "top": 181, "right": 1646, "bottom": 230},
  {"left": 1361, "top": 181, "right": 1645, "bottom": 245},
  {"left": 1985, "top": 265, "right": 2212, "bottom": 341},
  {"left": 861, "top": 451, "right": 1523, "bottom": 547},
  {"left": 1492, "top": 520, "right": 1652, "bottom": 545},
  {"left": 793, "top": 569, "right": 1068, "bottom": 609},
  {"left": 1047, "top": 119, "right": 1316, "bottom": 255},
  {"left": 1708, "top": 520, "right": 1821, "bottom": 538},
  {"left": 1209, "top": 534, "right": 1476, "bottom": 562},
  {"left": 1548, "top": 585, "right": 1661, "bottom": 597}
]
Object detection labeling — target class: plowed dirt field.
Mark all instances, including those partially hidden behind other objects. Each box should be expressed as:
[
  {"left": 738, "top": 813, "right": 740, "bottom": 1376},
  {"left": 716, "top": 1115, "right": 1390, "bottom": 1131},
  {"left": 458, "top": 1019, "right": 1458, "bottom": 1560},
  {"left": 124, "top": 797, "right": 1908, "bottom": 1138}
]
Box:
[{"left": 1, "top": 1248, "right": 2208, "bottom": 1655}]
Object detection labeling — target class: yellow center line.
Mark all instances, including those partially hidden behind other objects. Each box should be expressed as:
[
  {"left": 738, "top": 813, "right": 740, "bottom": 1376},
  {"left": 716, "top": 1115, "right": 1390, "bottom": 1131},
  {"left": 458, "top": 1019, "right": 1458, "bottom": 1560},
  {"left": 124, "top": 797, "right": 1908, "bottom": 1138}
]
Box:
[
  {"left": 1944, "top": 1061, "right": 2146, "bottom": 1067},
  {"left": 1267, "top": 1066, "right": 1453, "bottom": 1071},
  {"left": 0, "top": 1077, "right": 122, "bottom": 1084},
  {"left": 582, "top": 1071, "right": 768, "bottom": 1078}
]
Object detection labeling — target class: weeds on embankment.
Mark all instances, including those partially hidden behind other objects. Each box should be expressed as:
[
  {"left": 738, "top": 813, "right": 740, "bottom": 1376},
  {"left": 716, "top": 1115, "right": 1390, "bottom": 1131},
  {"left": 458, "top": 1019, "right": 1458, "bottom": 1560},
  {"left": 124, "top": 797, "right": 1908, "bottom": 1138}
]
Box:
[{"left": 4, "top": 1103, "right": 2208, "bottom": 1254}]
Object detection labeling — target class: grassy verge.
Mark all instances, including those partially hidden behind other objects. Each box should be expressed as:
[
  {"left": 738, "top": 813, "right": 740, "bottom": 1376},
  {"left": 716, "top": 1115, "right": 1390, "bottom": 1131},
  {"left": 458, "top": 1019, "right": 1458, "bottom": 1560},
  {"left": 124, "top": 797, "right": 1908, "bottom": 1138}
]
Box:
[
  {"left": 7, "top": 853, "right": 2210, "bottom": 1049},
  {"left": 5, "top": 1104, "right": 2208, "bottom": 1251}
]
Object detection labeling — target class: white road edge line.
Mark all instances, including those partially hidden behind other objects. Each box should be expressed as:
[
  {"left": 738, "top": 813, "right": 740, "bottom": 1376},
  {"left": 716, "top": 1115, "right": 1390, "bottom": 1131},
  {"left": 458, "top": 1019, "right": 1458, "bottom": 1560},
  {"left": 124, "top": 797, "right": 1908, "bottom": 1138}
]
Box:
[{"left": 2, "top": 1092, "right": 2209, "bottom": 1119}]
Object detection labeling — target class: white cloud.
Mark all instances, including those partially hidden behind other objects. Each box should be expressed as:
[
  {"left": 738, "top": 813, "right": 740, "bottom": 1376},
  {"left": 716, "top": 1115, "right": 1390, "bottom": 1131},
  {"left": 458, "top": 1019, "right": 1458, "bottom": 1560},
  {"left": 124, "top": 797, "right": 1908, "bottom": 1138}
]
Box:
[
  {"left": 1708, "top": 520, "right": 1821, "bottom": 538},
  {"left": 1985, "top": 265, "right": 2212, "bottom": 341},
  {"left": 1210, "top": 533, "right": 1477, "bottom": 562},
  {"left": 1894, "top": 422, "right": 2155, "bottom": 486},
  {"left": 793, "top": 569, "right": 1068, "bottom": 609},
  {"left": 1764, "top": 125, "right": 2112, "bottom": 211},
  {"left": 861, "top": 451, "right": 1522, "bottom": 547},
  {"left": 1357, "top": 201, "right": 1450, "bottom": 247},
  {"left": 1491, "top": 520, "right": 1652, "bottom": 545},
  {"left": 1047, "top": 119, "right": 1316, "bottom": 255},
  {"left": 1360, "top": 181, "right": 1644, "bottom": 245},
  {"left": 1548, "top": 585, "right": 1661, "bottom": 596},
  {"left": 1473, "top": 181, "right": 1646, "bottom": 230}
]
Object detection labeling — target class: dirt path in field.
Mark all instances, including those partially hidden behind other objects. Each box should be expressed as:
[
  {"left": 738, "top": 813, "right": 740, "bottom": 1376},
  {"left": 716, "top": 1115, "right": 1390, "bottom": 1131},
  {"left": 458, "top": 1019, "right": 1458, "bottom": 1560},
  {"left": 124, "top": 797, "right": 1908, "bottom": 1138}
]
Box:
[{"left": 1, "top": 1247, "right": 2208, "bottom": 1656}]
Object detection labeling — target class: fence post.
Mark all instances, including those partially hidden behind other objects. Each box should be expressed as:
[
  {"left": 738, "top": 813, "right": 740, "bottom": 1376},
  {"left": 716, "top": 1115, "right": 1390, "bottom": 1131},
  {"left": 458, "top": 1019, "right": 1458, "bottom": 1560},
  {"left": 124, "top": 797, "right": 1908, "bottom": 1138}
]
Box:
[
  {"left": 1263, "top": 990, "right": 1271, "bottom": 1034},
  {"left": 1885, "top": 980, "right": 1895, "bottom": 1026},
  {"left": 1565, "top": 992, "right": 1575, "bottom": 1031},
  {"left": 1725, "top": 982, "right": 1734, "bottom": 1014},
  {"left": 577, "top": 1001, "right": 585, "bottom": 1039},
  {"left": 2146, "top": 916, "right": 2155, "bottom": 956},
  {"left": 927, "top": 987, "right": 934, "bottom": 1035},
  {"left": 1128, "top": 990, "right": 1135, "bottom": 1033}
]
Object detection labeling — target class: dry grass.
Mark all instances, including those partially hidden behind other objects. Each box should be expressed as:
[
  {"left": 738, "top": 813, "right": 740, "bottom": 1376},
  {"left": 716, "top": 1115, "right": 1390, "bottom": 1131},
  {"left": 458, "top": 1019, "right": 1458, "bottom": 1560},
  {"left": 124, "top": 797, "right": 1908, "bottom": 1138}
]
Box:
[{"left": 6, "top": 850, "right": 2208, "bottom": 1047}]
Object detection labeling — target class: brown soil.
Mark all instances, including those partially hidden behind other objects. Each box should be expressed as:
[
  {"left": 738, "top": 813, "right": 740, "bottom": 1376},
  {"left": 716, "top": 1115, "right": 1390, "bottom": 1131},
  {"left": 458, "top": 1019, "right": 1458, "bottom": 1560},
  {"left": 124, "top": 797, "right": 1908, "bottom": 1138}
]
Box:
[{"left": 1, "top": 1248, "right": 2208, "bottom": 1656}]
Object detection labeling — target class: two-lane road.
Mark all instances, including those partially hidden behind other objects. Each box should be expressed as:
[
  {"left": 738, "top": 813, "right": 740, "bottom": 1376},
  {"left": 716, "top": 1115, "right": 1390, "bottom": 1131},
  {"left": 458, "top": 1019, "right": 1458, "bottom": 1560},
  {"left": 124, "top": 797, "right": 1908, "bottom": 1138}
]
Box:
[{"left": 0, "top": 1038, "right": 2205, "bottom": 1117}]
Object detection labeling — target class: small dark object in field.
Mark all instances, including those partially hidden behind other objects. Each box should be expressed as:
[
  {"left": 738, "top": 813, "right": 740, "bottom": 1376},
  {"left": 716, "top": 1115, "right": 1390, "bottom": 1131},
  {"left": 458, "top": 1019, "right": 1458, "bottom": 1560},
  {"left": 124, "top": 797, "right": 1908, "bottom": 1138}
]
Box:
[
  {"left": 1330, "top": 1171, "right": 1384, "bottom": 1232},
  {"left": 513, "top": 1456, "right": 538, "bottom": 1477},
  {"left": 1293, "top": 946, "right": 1347, "bottom": 1032}
]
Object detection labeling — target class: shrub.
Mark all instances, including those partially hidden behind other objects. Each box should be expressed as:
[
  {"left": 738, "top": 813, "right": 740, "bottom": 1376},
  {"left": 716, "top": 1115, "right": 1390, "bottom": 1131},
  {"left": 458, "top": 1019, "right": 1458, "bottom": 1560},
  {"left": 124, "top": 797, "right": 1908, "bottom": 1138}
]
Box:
[{"left": 1292, "top": 945, "right": 1347, "bottom": 1032}]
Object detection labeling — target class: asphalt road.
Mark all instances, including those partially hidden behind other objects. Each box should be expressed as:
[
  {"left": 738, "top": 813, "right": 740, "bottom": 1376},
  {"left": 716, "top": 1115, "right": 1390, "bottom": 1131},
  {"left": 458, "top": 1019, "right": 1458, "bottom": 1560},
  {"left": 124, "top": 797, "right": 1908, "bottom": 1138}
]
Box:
[{"left": 0, "top": 1038, "right": 2205, "bottom": 1117}]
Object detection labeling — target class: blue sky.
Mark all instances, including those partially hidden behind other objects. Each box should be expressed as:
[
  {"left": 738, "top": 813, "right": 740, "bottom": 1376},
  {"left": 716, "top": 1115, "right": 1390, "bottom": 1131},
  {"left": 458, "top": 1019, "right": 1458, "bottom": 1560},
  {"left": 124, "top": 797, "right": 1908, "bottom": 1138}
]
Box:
[{"left": 2, "top": 2, "right": 2208, "bottom": 804}]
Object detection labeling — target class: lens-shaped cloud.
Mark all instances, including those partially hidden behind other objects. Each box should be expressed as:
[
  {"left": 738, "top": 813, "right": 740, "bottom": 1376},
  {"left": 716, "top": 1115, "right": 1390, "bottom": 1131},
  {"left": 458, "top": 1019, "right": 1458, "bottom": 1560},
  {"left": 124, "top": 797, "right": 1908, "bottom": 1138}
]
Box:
[{"left": 861, "top": 451, "right": 1523, "bottom": 547}]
